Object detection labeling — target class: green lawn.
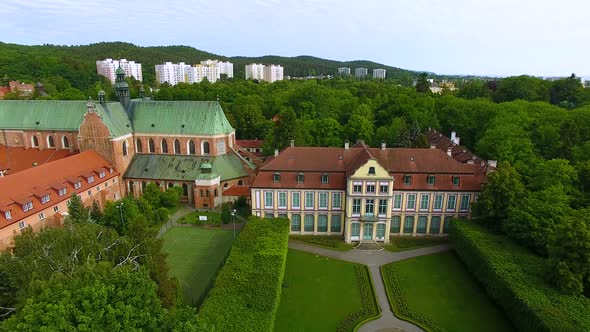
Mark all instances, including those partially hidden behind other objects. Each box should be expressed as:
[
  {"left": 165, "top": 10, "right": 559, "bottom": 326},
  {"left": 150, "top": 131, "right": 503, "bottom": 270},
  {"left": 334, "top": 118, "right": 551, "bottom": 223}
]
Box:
[
  {"left": 274, "top": 249, "right": 376, "bottom": 332},
  {"left": 162, "top": 227, "right": 234, "bottom": 306},
  {"left": 177, "top": 211, "right": 222, "bottom": 226},
  {"left": 382, "top": 252, "right": 514, "bottom": 332},
  {"left": 384, "top": 235, "right": 448, "bottom": 252}
]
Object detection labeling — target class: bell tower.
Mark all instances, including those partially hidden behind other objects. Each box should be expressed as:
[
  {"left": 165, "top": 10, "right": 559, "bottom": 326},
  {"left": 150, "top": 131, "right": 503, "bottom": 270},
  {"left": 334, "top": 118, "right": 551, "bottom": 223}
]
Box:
[{"left": 114, "top": 66, "right": 130, "bottom": 111}]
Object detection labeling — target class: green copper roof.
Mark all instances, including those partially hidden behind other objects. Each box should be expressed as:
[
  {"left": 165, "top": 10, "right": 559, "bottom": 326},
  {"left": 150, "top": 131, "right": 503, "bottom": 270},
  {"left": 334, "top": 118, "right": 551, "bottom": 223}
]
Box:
[
  {"left": 115, "top": 67, "right": 125, "bottom": 75},
  {"left": 128, "top": 101, "right": 235, "bottom": 135},
  {"left": 123, "top": 153, "right": 248, "bottom": 181},
  {"left": 0, "top": 100, "right": 132, "bottom": 138}
]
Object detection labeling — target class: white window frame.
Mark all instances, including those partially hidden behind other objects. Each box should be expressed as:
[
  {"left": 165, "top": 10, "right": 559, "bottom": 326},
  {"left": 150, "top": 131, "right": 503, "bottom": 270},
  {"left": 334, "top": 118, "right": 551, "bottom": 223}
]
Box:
[
  {"left": 291, "top": 192, "right": 301, "bottom": 209},
  {"left": 378, "top": 199, "right": 387, "bottom": 215},
  {"left": 278, "top": 191, "right": 287, "bottom": 209},
  {"left": 365, "top": 199, "right": 374, "bottom": 215},
  {"left": 353, "top": 181, "right": 362, "bottom": 193},
  {"left": 420, "top": 194, "right": 430, "bottom": 211},
  {"left": 447, "top": 194, "right": 457, "bottom": 211},
  {"left": 379, "top": 182, "right": 389, "bottom": 194},
  {"left": 366, "top": 182, "right": 376, "bottom": 193},
  {"left": 332, "top": 192, "right": 342, "bottom": 210},
  {"left": 433, "top": 194, "right": 443, "bottom": 211},
  {"left": 304, "top": 192, "right": 314, "bottom": 209},
  {"left": 393, "top": 194, "right": 402, "bottom": 210},
  {"left": 58, "top": 188, "right": 67, "bottom": 196},
  {"left": 406, "top": 194, "right": 416, "bottom": 210},
  {"left": 39, "top": 212, "right": 45, "bottom": 220},
  {"left": 18, "top": 221, "right": 26, "bottom": 229},
  {"left": 87, "top": 176, "right": 94, "bottom": 184},
  {"left": 74, "top": 181, "right": 81, "bottom": 189},
  {"left": 318, "top": 192, "right": 328, "bottom": 209},
  {"left": 99, "top": 171, "right": 106, "bottom": 178},
  {"left": 460, "top": 194, "right": 470, "bottom": 211},
  {"left": 23, "top": 201, "right": 33, "bottom": 212},
  {"left": 53, "top": 206, "right": 59, "bottom": 212},
  {"left": 4, "top": 211, "right": 12, "bottom": 220},
  {"left": 352, "top": 198, "right": 361, "bottom": 215},
  {"left": 41, "top": 194, "right": 50, "bottom": 204},
  {"left": 264, "top": 191, "right": 273, "bottom": 208}
]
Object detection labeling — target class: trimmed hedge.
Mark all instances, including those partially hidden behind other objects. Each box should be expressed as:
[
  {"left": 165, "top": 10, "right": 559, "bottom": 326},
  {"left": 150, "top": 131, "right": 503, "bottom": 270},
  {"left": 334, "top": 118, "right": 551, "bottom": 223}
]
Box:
[
  {"left": 381, "top": 265, "right": 444, "bottom": 332},
  {"left": 450, "top": 219, "right": 590, "bottom": 332},
  {"left": 198, "top": 217, "right": 290, "bottom": 332},
  {"left": 336, "top": 266, "right": 380, "bottom": 332}
]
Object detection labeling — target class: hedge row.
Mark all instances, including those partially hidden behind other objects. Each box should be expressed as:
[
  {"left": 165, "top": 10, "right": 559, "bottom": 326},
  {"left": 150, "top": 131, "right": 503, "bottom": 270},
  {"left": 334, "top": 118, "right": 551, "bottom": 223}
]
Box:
[
  {"left": 198, "top": 217, "right": 290, "bottom": 332},
  {"left": 381, "top": 265, "right": 444, "bottom": 332},
  {"left": 336, "top": 265, "right": 380, "bottom": 332},
  {"left": 450, "top": 219, "right": 590, "bottom": 332}
]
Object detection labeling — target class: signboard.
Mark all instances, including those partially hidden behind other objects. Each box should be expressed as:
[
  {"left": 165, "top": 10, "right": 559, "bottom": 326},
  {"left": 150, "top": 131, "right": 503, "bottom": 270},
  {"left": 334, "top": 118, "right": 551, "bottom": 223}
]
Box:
[{"left": 199, "top": 216, "right": 208, "bottom": 221}]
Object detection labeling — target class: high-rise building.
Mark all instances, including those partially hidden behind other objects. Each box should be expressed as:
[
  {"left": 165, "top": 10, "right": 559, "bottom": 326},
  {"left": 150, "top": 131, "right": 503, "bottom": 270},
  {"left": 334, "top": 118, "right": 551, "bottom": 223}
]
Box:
[
  {"left": 187, "top": 64, "right": 220, "bottom": 83},
  {"left": 355, "top": 68, "right": 368, "bottom": 78},
  {"left": 96, "top": 58, "right": 143, "bottom": 84},
  {"left": 263, "top": 65, "right": 284, "bottom": 83},
  {"left": 245, "top": 64, "right": 266, "bottom": 81},
  {"left": 201, "top": 59, "right": 234, "bottom": 78},
  {"left": 373, "top": 68, "right": 386, "bottom": 79},
  {"left": 338, "top": 67, "right": 351, "bottom": 76},
  {"left": 155, "top": 62, "right": 188, "bottom": 86}
]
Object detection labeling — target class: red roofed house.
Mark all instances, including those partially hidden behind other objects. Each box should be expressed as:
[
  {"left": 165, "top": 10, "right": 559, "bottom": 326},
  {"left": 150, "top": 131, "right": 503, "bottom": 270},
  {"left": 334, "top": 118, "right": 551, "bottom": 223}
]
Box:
[
  {"left": 0, "top": 145, "right": 76, "bottom": 176},
  {"left": 0, "top": 151, "right": 122, "bottom": 249},
  {"left": 251, "top": 140, "right": 490, "bottom": 243}
]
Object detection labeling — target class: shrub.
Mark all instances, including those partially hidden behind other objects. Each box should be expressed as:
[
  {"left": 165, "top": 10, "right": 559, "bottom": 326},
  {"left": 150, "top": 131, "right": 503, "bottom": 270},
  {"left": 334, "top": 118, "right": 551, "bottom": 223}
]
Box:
[
  {"left": 157, "top": 207, "right": 169, "bottom": 223},
  {"left": 336, "top": 265, "right": 380, "bottom": 332},
  {"left": 198, "top": 217, "right": 290, "bottom": 332},
  {"left": 289, "top": 235, "right": 352, "bottom": 251},
  {"left": 221, "top": 202, "right": 232, "bottom": 224},
  {"left": 450, "top": 219, "right": 590, "bottom": 332}
]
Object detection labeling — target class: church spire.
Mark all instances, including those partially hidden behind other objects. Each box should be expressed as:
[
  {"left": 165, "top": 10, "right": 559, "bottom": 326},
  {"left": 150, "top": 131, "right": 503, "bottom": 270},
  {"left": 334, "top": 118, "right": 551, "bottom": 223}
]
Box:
[{"left": 114, "top": 65, "right": 130, "bottom": 111}]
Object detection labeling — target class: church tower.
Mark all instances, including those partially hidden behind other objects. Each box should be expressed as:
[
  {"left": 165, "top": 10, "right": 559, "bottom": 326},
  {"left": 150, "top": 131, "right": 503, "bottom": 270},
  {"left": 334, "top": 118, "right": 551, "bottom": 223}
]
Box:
[{"left": 114, "top": 66, "right": 130, "bottom": 111}]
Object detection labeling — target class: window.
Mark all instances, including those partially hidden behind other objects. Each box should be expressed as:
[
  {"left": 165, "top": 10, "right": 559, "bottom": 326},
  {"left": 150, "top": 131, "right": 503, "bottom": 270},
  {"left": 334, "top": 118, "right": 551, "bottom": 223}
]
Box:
[
  {"left": 393, "top": 194, "right": 402, "bottom": 209},
  {"left": 105, "top": 182, "right": 109, "bottom": 187},
  {"left": 62, "top": 136, "right": 70, "bottom": 148},
  {"left": 352, "top": 199, "right": 361, "bottom": 214},
  {"left": 403, "top": 175, "right": 412, "bottom": 185},
  {"left": 365, "top": 199, "right": 374, "bottom": 215},
  {"left": 297, "top": 173, "right": 304, "bottom": 184},
  {"left": 273, "top": 172, "right": 281, "bottom": 183},
  {"left": 378, "top": 199, "right": 388, "bottom": 214},
  {"left": 452, "top": 176, "right": 460, "bottom": 186},
  {"left": 331, "top": 215, "right": 341, "bottom": 232},
  {"left": 447, "top": 195, "right": 457, "bottom": 211},
  {"left": 136, "top": 138, "right": 143, "bottom": 153},
  {"left": 304, "top": 214, "right": 314, "bottom": 232},
  {"left": 47, "top": 136, "right": 54, "bottom": 148},
  {"left": 430, "top": 216, "right": 441, "bottom": 234},
  {"left": 351, "top": 223, "right": 361, "bottom": 236},
  {"left": 321, "top": 174, "right": 329, "bottom": 184},
  {"left": 366, "top": 184, "right": 375, "bottom": 193},
  {"left": 264, "top": 191, "right": 273, "bottom": 207},
  {"left": 217, "top": 140, "right": 226, "bottom": 154},
  {"left": 305, "top": 192, "right": 314, "bottom": 209},
  {"left": 31, "top": 135, "right": 39, "bottom": 147},
  {"left": 18, "top": 221, "right": 26, "bottom": 230},
  {"left": 390, "top": 216, "right": 401, "bottom": 233},
  {"left": 427, "top": 175, "right": 435, "bottom": 185},
  {"left": 403, "top": 216, "right": 415, "bottom": 234},
  {"left": 291, "top": 214, "right": 301, "bottom": 231},
  {"left": 122, "top": 140, "right": 128, "bottom": 156},
  {"left": 203, "top": 141, "right": 210, "bottom": 154},
  {"left": 174, "top": 139, "right": 181, "bottom": 154},
  {"left": 87, "top": 190, "right": 92, "bottom": 196},
  {"left": 96, "top": 185, "right": 101, "bottom": 192},
  {"left": 188, "top": 140, "right": 196, "bottom": 155},
  {"left": 368, "top": 166, "right": 376, "bottom": 175},
  {"left": 278, "top": 192, "right": 287, "bottom": 208},
  {"left": 317, "top": 215, "right": 328, "bottom": 232},
  {"left": 433, "top": 194, "right": 443, "bottom": 210},
  {"left": 292, "top": 192, "right": 300, "bottom": 209},
  {"left": 114, "top": 193, "right": 119, "bottom": 200},
  {"left": 4, "top": 211, "right": 12, "bottom": 220},
  {"left": 22, "top": 202, "right": 33, "bottom": 212},
  {"left": 99, "top": 171, "right": 106, "bottom": 178},
  {"left": 53, "top": 206, "right": 59, "bottom": 213},
  {"left": 148, "top": 138, "right": 155, "bottom": 153},
  {"left": 460, "top": 194, "right": 470, "bottom": 211},
  {"left": 319, "top": 192, "right": 328, "bottom": 209},
  {"left": 406, "top": 194, "right": 416, "bottom": 210},
  {"left": 87, "top": 176, "right": 94, "bottom": 184},
  {"left": 353, "top": 183, "right": 362, "bottom": 193},
  {"left": 278, "top": 213, "right": 287, "bottom": 219},
  {"left": 113, "top": 178, "right": 117, "bottom": 183},
  {"left": 264, "top": 213, "right": 274, "bottom": 219},
  {"left": 417, "top": 216, "right": 428, "bottom": 233},
  {"left": 443, "top": 216, "right": 452, "bottom": 234},
  {"left": 41, "top": 194, "right": 50, "bottom": 204},
  {"left": 332, "top": 192, "right": 342, "bottom": 209},
  {"left": 74, "top": 181, "right": 81, "bottom": 189},
  {"left": 161, "top": 139, "right": 168, "bottom": 153},
  {"left": 379, "top": 184, "right": 388, "bottom": 194},
  {"left": 420, "top": 194, "right": 430, "bottom": 210},
  {"left": 39, "top": 212, "right": 45, "bottom": 220}
]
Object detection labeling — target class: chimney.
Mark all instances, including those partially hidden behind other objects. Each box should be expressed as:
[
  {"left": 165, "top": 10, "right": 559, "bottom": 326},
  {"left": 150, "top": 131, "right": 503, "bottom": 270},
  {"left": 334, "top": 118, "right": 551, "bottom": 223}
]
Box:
[
  {"left": 98, "top": 90, "right": 106, "bottom": 104},
  {"left": 381, "top": 140, "right": 386, "bottom": 150},
  {"left": 447, "top": 147, "right": 452, "bottom": 157},
  {"left": 488, "top": 160, "right": 497, "bottom": 168},
  {"left": 290, "top": 139, "right": 294, "bottom": 147},
  {"left": 344, "top": 140, "right": 349, "bottom": 150},
  {"left": 450, "top": 131, "right": 457, "bottom": 144},
  {"left": 467, "top": 159, "right": 474, "bottom": 164},
  {"left": 430, "top": 143, "right": 436, "bottom": 149},
  {"left": 274, "top": 149, "right": 279, "bottom": 157}
]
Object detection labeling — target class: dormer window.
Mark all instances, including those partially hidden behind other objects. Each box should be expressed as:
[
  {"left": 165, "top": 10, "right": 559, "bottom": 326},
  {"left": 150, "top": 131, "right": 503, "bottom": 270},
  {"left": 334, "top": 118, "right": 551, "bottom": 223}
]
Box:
[
  {"left": 321, "top": 174, "right": 329, "bottom": 184},
  {"left": 297, "top": 173, "right": 304, "bottom": 184},
  {"left": 273, "top": 172, "right": 281, "bottom": 183},
  {"left": 427, "top": 175, "right": 436, "bottom": 185},
  {"left": 452, "top": 176, "right": 460, "bottom": 186},
  {"left": 109, "top": 168, "right": 114, "bottom": 174},
  {"left": 403, "top": 175, "right": 412, "bottom": 185},
  {"left": 99, "top": 171, "right": 106, "bottom": 179},
  {"left": 58, "top": 188, "right": 67, "bottom": 196},
  {"left": 87, "top": 176, "right": 94, "bottom": 184},
  {"left": 74, "top": 181, "right": 82, "bottom": 189},
  {"left": 368, "top": 167, "right": 376, "bottom": 175},
  {"left": 41, "top": 194, "right": 50, "bottom": 204},
  {"left": 4, "top": 211, "right": 12, "bottom": 220},
  {"left": 22, "top": 201, "right": 33, "bottom": 212}
]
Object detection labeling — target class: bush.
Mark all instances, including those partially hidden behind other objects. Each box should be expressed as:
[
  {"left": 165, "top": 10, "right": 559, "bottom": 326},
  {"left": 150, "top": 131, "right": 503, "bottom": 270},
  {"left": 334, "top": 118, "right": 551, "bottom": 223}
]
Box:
[
  {"left": 290, "top": 235, "right": 352, "bottom": 251},
  {"left": 450, "top": 219, "right": 590, "bottom": 332},
  {"left": 336, "top": 265, "right": 380, "bottom": 331},
  {"left": 221, "top": 202, "right": 232, "bottom": 224},
  {"left": 198, "top": 217, "right": 290, "bottom": 332},
  {"left": 157, "top": 208, "right": 169, "bottom": 223}
]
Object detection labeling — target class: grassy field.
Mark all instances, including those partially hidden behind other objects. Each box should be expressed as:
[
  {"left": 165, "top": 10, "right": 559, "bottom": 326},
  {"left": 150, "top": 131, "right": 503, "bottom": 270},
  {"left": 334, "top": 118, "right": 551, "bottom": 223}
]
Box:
[
  {"left": 289, "top": 235, "right": 354, "bottom": 251},
  {"left": 382, "top": 252, "right": 514, "bottom": 332},
  {"left": 176, "top": 211, "right": 222, "bottom": 226},
  {"left": 384, "top": 235, "right": 448, "bottom": 252},
  {"left": 162, "top": 227, "right": 234, "bottom": 306},
  {"left": 274, "top": 249, "right": 374, "bottom": 332}
]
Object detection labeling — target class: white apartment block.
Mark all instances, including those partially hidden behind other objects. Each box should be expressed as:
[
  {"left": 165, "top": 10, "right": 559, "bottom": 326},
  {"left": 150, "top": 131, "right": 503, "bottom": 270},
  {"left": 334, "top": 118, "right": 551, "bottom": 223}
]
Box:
[
  {"left": 245, "top": 64, "right": 266, "bottom": 81},
  {"left": 155, "top": 62, "right": 188, "bottom": 86},
  {"left": 201, "top": 59, "right": 234, "bottom": 78},
  {"left": 96, "top": 58, "right": 143, "bottom": 84},
  {"left": 338, "top": 67, "right": 351, "bottom": 76},
  {"left": 355, "top": 68, "right": 368, "bottom": 78},
  {"left": 187, "top": 64, "right": 220, "bottom": 83},
  {"left": 373, "top": 68, "right": 386, "bottom": 79},
  {"left": 263, "top": 64, "right": 284, "bottom": 83}
]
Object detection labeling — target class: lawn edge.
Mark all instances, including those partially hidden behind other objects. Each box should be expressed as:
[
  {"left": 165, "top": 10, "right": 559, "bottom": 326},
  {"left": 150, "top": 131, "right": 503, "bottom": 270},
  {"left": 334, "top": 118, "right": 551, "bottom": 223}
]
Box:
[
  {"left": 353, "top": 265, "right": 382, "bottom": 332},
  {"left": 289, "top": 238, "right": 353, "bottom": 252}
]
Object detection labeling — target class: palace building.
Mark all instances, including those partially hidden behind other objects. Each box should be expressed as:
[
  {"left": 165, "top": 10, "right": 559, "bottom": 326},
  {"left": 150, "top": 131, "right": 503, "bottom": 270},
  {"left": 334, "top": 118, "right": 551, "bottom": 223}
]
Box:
[{"left": 250, "top": 141, "right": 492, "bottom": 243}]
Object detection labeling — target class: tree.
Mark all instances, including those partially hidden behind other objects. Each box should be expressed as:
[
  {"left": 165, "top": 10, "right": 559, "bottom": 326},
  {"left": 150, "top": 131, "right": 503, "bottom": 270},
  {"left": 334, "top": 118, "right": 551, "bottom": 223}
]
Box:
[
  {"left": 344, "top": 114, "right": 374, "bottom": 143},
  {"left": 100, "top": 198, "right": 141, "bottom": 234},
  {"left": 549, "top": 74, "right": 584, "bottom": 108},
  {"left": 66, "top": 193, "right": 89, "bottom": 223},
  {"left": 161, "top": 186, "right": 182, "bottom": 208},
  {"left": 415, "top": 73, "right": 430, "bottom": 93},
  {"left": 89, "top": 200, "right": 103, "bottom": 223},
  {"left": 273, "top": 107, "right": 302, "bottom": 149},
  {"left": 142, "top": 183, "right": 162, "bottom": 209},
  {"left": 221, "top": 203, "right": 232, "bottom": 224}
]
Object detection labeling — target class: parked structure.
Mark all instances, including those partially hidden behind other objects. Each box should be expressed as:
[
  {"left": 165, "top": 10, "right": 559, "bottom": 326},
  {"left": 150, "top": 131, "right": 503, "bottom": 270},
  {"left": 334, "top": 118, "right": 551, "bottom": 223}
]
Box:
[{"left": 96, "top": 58, "right": 143, "bottom": 84}]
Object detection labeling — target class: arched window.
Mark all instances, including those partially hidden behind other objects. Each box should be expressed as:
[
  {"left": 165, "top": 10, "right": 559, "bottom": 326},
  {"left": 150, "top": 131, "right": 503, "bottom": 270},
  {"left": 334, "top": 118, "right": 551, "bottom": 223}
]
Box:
[
  {"left": 161, "top": 139, "right": 168, "bottom": 153},
  {"left": 368, "top": 166, "right": 376, "bottom": 175},
  {"left": 62, "top": 136, "right": 69, "bottom": 148},
  {"left": 31, "top": 135, "right": 39, "bottom": 147},
  {"left": 136, "top": 139, "right": 143, "bottom": 153},
  {"left": 217, "top": 140, "right": 226, "bottom": 154},
  {"left": 188, "top": 140, "right": 196, "bottom": 155},
  {"left": 148, "top": 138, "right": 155, "bottom": 153},
  {"left": 128, "top": 180, "right": 134, "bottom": 193},
  {"left": 47, "top": 136, "right": 54, "bottom": 148},
  {"left": 182, "top": 183, "right": 188, "bottom": 197},
  {"left": 155, "top": 182, "right": 160, "bottom": 188},
  {"left": 167, "top": 183, "right": 174, "bottom": 189},
  {"left": 122, "top": 140, "right": 128, "bottom": 156},
  {"left": 174, "top": 139, "right": 181, "bottom": 154},
  {"left": 202, "top": 141, "right": 210, "bottom": 155},
  {"left": 238, "top": 180, "right": 243, "bottom": 185}
]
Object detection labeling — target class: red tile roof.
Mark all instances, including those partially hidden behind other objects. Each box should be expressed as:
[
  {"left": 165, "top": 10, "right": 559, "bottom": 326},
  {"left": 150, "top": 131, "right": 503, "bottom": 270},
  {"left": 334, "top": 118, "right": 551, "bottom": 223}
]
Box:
[
  {"left": 0, "top": 151, "right": 118, "bottom": 229},
  {"left": 223, "top": 185, "right": 251, "bottom": 197},
  {"left": 426, "top": 129, "right": 486, "bottom": 166},
  {"left": 236, "top": 139, "right": 264, "bottom": 149},
  {"left": 0, "top": 145, "right": 76, "bottom": 176}
]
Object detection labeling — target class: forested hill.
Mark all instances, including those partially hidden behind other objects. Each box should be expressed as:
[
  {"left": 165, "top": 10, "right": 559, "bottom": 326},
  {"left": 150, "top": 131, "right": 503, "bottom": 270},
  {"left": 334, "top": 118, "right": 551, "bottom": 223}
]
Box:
[{"left": 0, "top": 41, "right": 416, "bottom": 89}]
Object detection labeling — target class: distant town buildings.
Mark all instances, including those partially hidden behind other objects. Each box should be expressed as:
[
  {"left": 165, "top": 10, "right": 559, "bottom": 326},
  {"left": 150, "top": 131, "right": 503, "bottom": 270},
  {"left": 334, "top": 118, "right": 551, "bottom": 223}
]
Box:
[
  {"left": 201, "top": 59, "right": 234, "bottom": 78},
  {"left": 245, "top": 64, "right": 284, "bottom": 83},
  {"left": 186, "top": 64, "right": 219, "bottom": 84},
  {"left": 96, "top": 59, "right": 143, "bottom": 84},
  {"left": 355, "top": 68, "right": 368, "bottom": 79},
  {"left": 0, "top": 81, "right": 35, "bottom": 99},
  {"left": 155, "top": 60, "right": 233, "bottom": 85},
  {"left": 338, "top": 67, "right": 351, "bottom": 76},
  {"left": 373, "top": 69, "right": 386, "bottom": 79},
  {"left": 155, "top": 62, "right": 187, "bottom": 86}
]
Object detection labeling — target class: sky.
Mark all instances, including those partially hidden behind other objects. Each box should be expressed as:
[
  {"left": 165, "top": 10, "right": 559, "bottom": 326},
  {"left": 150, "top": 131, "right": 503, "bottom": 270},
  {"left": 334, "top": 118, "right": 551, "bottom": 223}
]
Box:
[{"left": 1, "top": 0, "right": 588, "bottom": 77}]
